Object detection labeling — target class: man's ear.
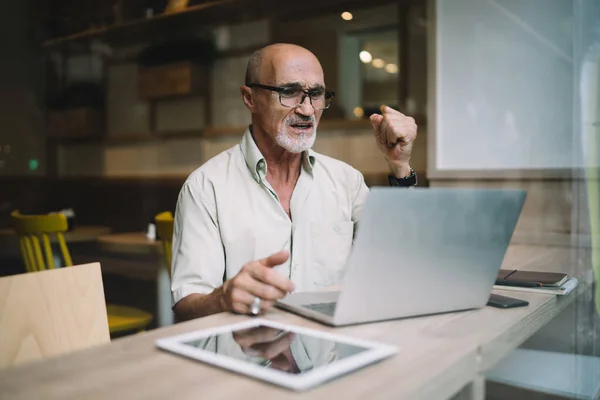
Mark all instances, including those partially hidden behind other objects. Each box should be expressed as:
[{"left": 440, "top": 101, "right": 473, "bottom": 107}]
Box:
[{"left": 240, "top": 86, "right": 255, "bottom": 112}]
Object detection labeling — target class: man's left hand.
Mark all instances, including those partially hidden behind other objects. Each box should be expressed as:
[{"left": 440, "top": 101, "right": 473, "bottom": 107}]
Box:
[{"left": 370, "top": 105, "right": 418, "bottom": 177}]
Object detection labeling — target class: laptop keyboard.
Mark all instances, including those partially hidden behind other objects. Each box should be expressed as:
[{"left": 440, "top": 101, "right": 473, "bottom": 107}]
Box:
[{"left": 302, "top": 302, "right": 337, "bottom": 316}]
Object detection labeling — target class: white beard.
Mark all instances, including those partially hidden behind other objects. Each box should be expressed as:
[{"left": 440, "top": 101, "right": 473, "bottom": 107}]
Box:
[{"left": 275, "top": 125, "right": 317, "bottom": 153}]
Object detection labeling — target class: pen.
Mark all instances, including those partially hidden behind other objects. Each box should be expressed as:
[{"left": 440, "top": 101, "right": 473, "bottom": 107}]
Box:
[{"left": 502, "top": 270, "right": 518, "bottom": 280}]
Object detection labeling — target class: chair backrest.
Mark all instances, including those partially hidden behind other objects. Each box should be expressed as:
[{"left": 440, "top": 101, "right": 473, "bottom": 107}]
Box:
[
  {"left": 10, "top": 210, "right": 73, "bottom": 272},
  {"left": 0, "top": 262, "right": 110, "bottom": 370},
  {"left": 155, "top": 211, "right": 174, "bottom": 277}
]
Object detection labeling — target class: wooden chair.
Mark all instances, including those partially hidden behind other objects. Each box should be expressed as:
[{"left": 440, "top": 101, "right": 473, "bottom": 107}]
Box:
[
  {"left": 10, "top": 210, "right": 72, "bottom": 272},
  {"left": 0, "top": 263, "right": 110, "bottom": 369},
  {"left": 155, "top": 211, "right": 174, "bottom": 277},
  {"left": 10, "top": 211, "right": 153, "bottom": 335}
]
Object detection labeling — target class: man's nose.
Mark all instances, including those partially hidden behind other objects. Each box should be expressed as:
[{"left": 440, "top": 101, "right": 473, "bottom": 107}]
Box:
[{"left": 295, "top": 95, "right": 315, "bottom": 117}]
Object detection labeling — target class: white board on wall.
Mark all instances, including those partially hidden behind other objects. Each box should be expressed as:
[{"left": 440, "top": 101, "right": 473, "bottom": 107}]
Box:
[{"left": 435, "top": 0, "right": 576, "bottom": 170}]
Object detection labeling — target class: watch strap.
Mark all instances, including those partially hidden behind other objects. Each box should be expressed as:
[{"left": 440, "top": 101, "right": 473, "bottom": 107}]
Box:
[{"left": 388, "top": 168, "right": 417, "bottom": 187}]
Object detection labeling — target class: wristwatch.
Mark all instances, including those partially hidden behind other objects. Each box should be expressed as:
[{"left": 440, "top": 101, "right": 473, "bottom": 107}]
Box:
[{"left": 388, "top": 168, "right": 417, "bottom": 187}]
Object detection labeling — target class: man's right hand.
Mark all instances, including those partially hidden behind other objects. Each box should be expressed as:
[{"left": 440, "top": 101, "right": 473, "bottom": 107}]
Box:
[
  {"left": 232, "top": 326, "right": 299, "bottom": 372},
  {"left": 221, "top": 250, "right": 294, "bottom": 314}
]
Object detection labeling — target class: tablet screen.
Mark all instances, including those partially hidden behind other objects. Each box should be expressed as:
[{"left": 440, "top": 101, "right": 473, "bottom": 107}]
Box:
[{"left": 182, "top": 324, "right": 370, "bottom": 375}]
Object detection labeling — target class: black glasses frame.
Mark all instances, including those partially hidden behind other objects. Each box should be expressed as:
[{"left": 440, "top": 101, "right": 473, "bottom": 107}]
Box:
[{"left": 247, "top": 83, "right": 335, "bottom": 110}]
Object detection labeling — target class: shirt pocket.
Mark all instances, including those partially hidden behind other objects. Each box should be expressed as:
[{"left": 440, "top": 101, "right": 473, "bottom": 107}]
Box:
[{"left": 310, "top": 221, "right": 354, "bottom": 287}]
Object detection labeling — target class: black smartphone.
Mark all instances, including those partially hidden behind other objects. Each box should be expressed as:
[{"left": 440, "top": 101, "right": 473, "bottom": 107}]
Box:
[{"left": 487, "top": 294, "right": 529, "bottom": 309}]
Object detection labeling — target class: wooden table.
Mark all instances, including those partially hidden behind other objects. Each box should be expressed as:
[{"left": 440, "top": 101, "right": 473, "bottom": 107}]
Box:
[
  {"left": 97, "top": 232, "right": 161, "bottom": 255},
  {"left": 0, "top": 226, "right": 112, "bottom": 262},
  {"left": 511, "top": 231, "right": 594, "bottom": 248},
  {"left": 0, "top": 244, "right": 593, "bottom": 399},
  {"left": 0, "top": 226, "right": 111, "bottom": 243},
  {"left": 97, "top": 232, "right": 172, "bottom": 327}
]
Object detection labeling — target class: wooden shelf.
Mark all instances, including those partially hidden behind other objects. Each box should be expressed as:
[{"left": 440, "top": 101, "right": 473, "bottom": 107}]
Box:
[
  {"left": 48, "top": 130, "right": 204, "bottom": 145},
  {"left": 318, "top": 118, "right": 372, "bottom": 130},
  {"left": 6, "top": 172, "right": 391, "bottom": 186},
  {"left": 203, "top": 119, "right": 374, "bottom": 137},
  {"left": 48, "top": 119, "right": 387, "bottom": 145},
  {"left": 41, "top": 0, "right": 240, "bottom": 49},
  {"left": 105, "top": 130, "right": 204, "bottom": 143},
  {"left": 47, "top": 135, "right": 104, "bottom": 145},
  {"left": 40, "top": 0, "right": 388, "bottom": 49}
]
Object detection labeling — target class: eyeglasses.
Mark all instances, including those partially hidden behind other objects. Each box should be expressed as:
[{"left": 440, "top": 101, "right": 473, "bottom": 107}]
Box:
[{"left": 247, "top": 83, "right": 335, "bottom": 110}]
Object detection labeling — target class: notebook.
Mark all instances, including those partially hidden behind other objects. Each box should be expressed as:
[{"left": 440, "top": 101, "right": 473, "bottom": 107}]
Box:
[
  {"left": 493, "top": 277, "right": 578, "bottom": 296},
  {"left": 496, "top": 269, "right": 569, "bottom": 287}
]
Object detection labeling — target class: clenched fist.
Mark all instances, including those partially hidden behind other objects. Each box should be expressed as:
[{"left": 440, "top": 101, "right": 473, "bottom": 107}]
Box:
[{"left": 370, "top": 105, "right": 418, "bottom": 177}]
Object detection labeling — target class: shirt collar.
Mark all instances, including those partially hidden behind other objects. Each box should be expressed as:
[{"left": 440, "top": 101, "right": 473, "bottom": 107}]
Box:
[{"left": 240, "top": 126, "right": 316, "bottom": 183}]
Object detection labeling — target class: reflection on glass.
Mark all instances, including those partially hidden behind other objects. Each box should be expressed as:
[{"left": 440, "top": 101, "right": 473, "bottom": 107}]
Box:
[
  {"left": 341, "top": 12, "right": 353, "bottom": 21},
  {"left": 353, "top": 106, "right": 365, "bottom": 118},
  {"left": 271, "top": 3, "right": 404, "bottom": 120},
  {"left": 359, "top": 51, "right": 373, "bottom": 63},
  {"left": 385, "top": 64, "right": 399, "bottom": 74},
  {"left": 371, "top": 58, "right": 386, "bottom": 69},
  {"left": 358, "top": 29, "right": 400, "bottom": 115},
  {"left": 183, "top": 325, "right": 369, "bottom": 375}
]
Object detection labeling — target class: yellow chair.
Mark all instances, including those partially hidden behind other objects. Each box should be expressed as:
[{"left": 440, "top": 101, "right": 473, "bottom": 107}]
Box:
[
  {"left": 10, "top": 210, "right": 153, "bottom": 335},
  {"left": 155, "top": 211, "right": 174, "bottom": 277}
]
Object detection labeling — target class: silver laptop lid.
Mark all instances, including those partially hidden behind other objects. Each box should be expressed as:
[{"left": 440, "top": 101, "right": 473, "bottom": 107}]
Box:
[{"left": 333, "top": 187, "right": 526, "bottom": 325}]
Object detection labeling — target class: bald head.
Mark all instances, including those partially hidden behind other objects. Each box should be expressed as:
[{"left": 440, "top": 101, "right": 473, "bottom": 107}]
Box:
[
  {"left": 240, "top": 43, "right": 326, "bottom": 155},
  {"left": 244, "top": 43, "right": 323, "bottom": 86}
]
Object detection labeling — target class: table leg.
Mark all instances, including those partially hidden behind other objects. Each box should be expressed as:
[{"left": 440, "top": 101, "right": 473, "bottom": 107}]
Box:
[
  {"left": 157, "top": 263, "right": 174, "bottom": 327},
  {"left": 54, "top": 253, "right": 62, "bottom": 268},
  {"left": 452, "top": 374, "right": 485, "bottom": 400}
]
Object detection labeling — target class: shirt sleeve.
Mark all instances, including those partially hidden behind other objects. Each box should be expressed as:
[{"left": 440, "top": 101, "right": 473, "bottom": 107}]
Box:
[{"left": 170, "top": 176, "right": 225, "bottom": 306}]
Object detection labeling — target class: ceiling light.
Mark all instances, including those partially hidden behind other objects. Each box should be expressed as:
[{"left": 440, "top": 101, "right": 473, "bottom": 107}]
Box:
[
  {"left": 359, "top": 51, "right": 372, "bottom": 63},
  {"left": 371, "top": 58, "right": 385, "bottom": 68},
  {"left": 353, "top": 106, "right": 364, "bottom": 118},
  {"left": 341, "top": 11, "right": 353, "bottom": 21},
  {"left": 385, "top": 63, "right": 398, "bottom": 73}
]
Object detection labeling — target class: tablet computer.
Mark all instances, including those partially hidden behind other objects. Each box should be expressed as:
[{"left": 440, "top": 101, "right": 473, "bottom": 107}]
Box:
[{"left": 155, "top": 318, "right": 398, "bottom": 391}]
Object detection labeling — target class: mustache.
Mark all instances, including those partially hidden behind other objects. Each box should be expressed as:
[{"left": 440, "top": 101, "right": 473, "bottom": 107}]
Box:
[{"left": 286, "top": 116, "right": 315, "bottom": 125}]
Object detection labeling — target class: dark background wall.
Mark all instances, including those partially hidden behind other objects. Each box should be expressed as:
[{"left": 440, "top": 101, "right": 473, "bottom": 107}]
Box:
[{"left": 0, "top": 0, "right": 46, "bottom": 177}]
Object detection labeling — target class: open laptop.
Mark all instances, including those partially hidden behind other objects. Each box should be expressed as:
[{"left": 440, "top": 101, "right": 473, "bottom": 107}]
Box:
[{"left": 276, "top": 187, "right": 527, "bottom": 326}]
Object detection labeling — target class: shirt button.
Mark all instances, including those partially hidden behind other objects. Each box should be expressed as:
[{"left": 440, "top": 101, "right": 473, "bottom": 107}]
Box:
[{"left": 333, "top": 226, "right": 340, "bottom": 232}]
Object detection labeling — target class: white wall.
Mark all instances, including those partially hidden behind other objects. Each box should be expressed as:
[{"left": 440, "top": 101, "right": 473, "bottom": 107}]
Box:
[{"left": 435, "top": 0, "right": 575, "bottom": 170}]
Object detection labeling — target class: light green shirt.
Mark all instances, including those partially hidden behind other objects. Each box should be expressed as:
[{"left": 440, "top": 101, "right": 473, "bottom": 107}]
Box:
[{"left": 171, "top": 128, "right": 369, "bottom": 305}]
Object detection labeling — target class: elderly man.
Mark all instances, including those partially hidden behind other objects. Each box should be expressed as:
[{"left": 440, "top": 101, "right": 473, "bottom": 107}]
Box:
[{"left": 171, "top": 43, "right": 418, "bottom": 321}]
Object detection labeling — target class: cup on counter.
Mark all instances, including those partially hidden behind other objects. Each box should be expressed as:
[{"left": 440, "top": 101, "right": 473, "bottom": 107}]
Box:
[{"left": 147, "top": 223, "right": 156, "bottom": 240}]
